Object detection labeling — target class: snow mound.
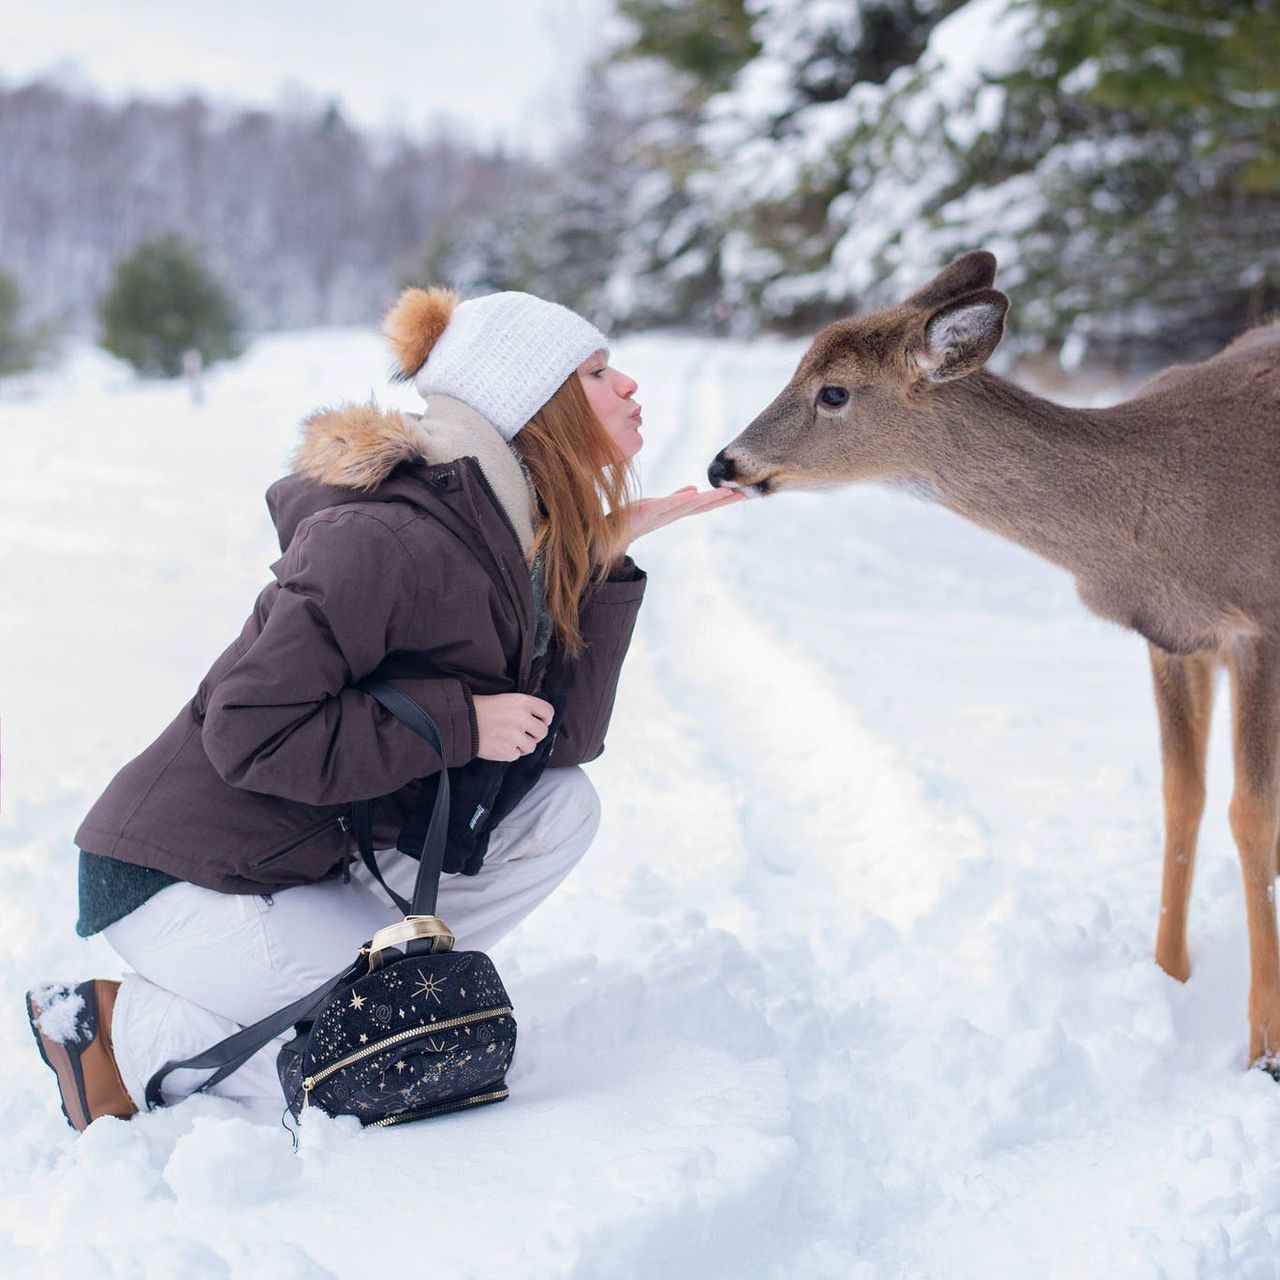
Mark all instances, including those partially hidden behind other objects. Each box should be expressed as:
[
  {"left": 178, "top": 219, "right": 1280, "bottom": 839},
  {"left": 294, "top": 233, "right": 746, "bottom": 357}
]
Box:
[{"left": 164, "top": 1116, "right": 303, "bottom": 1207}]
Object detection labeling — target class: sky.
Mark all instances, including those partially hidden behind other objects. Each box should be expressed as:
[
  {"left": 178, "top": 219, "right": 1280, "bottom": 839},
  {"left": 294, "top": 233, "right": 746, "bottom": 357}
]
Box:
[{"left": 0, "top": 0, "right": 611, "bottom": 153}]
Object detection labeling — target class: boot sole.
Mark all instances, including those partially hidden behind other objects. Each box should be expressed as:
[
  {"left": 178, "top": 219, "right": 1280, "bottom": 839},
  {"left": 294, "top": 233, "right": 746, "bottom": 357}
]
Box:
[{"left": 26, "top": 985, "right": 94, "bottom": 1132}]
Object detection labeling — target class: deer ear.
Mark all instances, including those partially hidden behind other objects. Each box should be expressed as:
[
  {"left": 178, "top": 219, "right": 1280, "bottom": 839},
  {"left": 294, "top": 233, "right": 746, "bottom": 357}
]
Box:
[
  {"left": 911, "top": 289, "right": 1008, "bottom": 383},
  {"left": 905, "top": 251, "right": 998, "bottom": 309}
]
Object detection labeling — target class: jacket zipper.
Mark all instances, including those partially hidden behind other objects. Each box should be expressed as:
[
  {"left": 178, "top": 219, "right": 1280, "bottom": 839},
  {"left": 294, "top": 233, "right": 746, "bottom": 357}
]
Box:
[
  {"left": 370, "top": 1087, "right": 510, "bottom": 1126},
  {"left": 337, "top": 813, "right": 352, "bottom": 882},
  {"left": 457, "top": 461, "right": 530, "bottom": 587},
  {"left": 301, "top": 1005, "right": 513, "bottom": 1104}
]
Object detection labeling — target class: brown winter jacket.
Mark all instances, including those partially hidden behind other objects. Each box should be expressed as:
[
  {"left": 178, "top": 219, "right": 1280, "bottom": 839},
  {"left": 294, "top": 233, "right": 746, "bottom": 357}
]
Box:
[{"left": 75, "top": 396, "right": 646, "bottom": 893}]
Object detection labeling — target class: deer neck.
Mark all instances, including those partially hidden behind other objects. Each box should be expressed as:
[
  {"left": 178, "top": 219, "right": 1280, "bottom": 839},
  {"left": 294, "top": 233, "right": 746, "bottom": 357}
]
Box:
[{"left": 907, "top": 371, "right": 1139, "bottom": 577}]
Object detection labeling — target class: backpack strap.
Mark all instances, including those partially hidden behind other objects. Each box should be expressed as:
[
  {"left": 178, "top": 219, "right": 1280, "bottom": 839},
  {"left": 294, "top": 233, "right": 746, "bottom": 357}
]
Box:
[
  {"left": 350, "top": 676, "right": 452, "bottom": 921},
  {"left": 144, "top": 678, "right": 452, "bottom": 1107},
  {"left": 144, "top": 954, "right": 366, "bottom": 1109},
  {"left": 351, "top": 791, "right": 410, "bottom": 914}
]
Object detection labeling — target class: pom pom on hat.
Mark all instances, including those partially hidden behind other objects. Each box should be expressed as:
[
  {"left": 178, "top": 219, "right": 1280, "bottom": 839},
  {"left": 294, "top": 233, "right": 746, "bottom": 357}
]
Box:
[
  {"left": 382, "top": 287, "right": 458, "bottom": 381},
  {"left": 381, "top": 287, "right": 608, "bottom": 441}
]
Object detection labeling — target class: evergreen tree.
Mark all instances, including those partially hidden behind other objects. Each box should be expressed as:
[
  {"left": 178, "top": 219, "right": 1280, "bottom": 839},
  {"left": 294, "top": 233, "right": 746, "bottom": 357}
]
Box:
[
  {"left": 693, "top": 0, "right": 970, "bottom": 331},
  {"left": 986, "top": 0, "right": 1280, "bottom": 359},
  {"left": 594, "top": 0, "right": 979, "bottom": 331},
  {"left": 0, "top": 270, "right": 51, "bottom": 376},
  {"left": 608, "top": 0, "right": 1279, "bottom": 358},
  {"left": 98, "top": 235, "right": 243, "bottom": 377},
  {"left": 600, "top": 0, "right": 761, "bottom": 329},
  {"left": 615, "top": 0, "right": 759, "bottom": 89}
]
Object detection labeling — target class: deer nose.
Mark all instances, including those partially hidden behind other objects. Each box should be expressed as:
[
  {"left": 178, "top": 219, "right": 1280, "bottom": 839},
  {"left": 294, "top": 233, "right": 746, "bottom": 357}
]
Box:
[{"left": 708, "top": 452, "right": 737, "bottom": 487}]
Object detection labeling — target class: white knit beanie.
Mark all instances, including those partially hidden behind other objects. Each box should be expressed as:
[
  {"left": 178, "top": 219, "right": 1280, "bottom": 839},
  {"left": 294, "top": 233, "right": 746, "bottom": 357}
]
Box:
[{"left": 381, "top": 287, "right": 607, "bottom": 441}]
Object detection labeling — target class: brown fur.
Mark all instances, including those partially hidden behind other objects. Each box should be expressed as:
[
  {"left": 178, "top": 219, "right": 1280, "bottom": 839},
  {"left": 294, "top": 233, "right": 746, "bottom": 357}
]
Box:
[
  {"left": 290, "top": 395, "right": 537, "bottom": 554},
  {"left": 292, "top": 399, "right": 430, "bottom": 491},
  {"left": 712, "top": 251, "right": 1280, "bottom": 1070},
  {"left": 1150, "top": 648, "right": 1217, "bottom": 984},
  {"left": 381, "top": 286, "right": 458, "bottom": 380},
  {"left": 904, "top": 249, "right": 996, "bottom": 308}
]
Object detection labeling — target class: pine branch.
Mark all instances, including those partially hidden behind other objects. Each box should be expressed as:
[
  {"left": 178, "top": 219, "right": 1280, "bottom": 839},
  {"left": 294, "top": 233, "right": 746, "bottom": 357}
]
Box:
[{"left": 1110, "top": 0, "right": 1236, "bottom": 40}]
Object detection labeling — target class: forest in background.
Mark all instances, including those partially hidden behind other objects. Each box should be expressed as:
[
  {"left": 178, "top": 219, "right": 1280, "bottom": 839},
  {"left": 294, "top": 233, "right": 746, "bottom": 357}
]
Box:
[
  {"left": 0, "top": 79, "right": 530, "bottom": 335},
  {"left": 2, "top": 0, "right": 1276, "bottom": 370}
]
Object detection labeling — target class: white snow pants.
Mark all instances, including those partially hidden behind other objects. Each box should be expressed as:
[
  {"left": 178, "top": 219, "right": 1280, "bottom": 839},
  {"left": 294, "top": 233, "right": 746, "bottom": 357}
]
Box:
[{"left": 103, "top": 766, "right": 599, "bottom": 1109}]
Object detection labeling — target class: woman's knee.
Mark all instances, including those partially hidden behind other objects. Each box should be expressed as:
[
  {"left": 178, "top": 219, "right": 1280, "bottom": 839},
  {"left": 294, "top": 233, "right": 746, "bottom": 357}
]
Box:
[
  {"left": 495, "top": 766, "right": 600, "bottom": 865},
  {"left": 558, "top": 762, "right": 601, "bottom": 834},
  {"left": 546, "top": 765, "right": 601, "bottom": 847}
]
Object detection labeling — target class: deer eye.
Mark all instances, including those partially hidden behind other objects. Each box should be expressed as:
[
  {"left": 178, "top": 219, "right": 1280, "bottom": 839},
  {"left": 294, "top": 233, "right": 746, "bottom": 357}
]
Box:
[{"left": 818, "top": 385, "right": 849, "bottom": 408}]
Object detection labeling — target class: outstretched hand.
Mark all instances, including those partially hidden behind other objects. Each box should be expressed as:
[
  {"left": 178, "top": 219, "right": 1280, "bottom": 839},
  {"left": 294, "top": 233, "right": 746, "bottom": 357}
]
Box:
[{"left": 606, "top": 485, "right": 745, "bottom": 563}]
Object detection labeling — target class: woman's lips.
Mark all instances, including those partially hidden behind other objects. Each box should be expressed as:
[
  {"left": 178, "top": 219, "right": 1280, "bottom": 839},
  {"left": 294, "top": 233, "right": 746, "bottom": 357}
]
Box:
[{"left": 629, "top": 406, "right": 642, "bottom": 425}]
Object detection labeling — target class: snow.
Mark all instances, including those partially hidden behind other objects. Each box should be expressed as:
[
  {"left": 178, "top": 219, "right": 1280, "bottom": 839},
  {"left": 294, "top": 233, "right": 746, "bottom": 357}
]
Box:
[
  {"left": 3, "top": 330, "right": 1280, "bottom": 1278},
  {"left": 29, "top": 982, "right": 85, "bottom": 1044}
]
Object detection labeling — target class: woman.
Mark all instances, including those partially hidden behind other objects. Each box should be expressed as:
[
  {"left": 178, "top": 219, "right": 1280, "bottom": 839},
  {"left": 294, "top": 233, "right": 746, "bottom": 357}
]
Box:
[{"left": 27, "top": 287, "right": 741, "bottom": 1130}]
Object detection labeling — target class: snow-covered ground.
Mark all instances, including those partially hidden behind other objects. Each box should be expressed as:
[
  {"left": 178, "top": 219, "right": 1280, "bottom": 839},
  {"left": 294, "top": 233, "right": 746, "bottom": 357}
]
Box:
[{"left": 2, "top": 331, "right": 1277, "bottom": 1279}]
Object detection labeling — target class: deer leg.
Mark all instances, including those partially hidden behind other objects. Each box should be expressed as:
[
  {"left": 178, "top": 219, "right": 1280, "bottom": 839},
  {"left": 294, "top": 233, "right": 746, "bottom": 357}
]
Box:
[
  {"left": 1226, "top": 637, "right": 1280, "bottom": 1070},
  {"left": 1149, "top": 646, "right": 1216, "bottom": 982}
]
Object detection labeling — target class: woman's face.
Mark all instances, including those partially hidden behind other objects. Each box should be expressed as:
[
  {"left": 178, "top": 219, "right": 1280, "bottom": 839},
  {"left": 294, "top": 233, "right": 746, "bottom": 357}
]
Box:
[{"left": 577, "top": 350, "right": 642, "bottom": 458}]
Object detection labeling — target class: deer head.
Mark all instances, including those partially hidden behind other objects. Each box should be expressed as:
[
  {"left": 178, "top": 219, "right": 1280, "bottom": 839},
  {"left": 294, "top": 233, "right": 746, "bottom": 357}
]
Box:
[{"left": 708, "top": 251, "right": 1009, "bottom": 494}]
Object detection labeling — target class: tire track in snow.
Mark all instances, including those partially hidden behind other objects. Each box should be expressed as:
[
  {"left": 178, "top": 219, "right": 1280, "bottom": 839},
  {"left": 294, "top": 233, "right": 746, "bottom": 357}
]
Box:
[
  {"left": 595, "top": 355, "right": 1008, "bottom": 1273},
  {"left": 639, "top": 359, "right": 987, "bottom": 956}
]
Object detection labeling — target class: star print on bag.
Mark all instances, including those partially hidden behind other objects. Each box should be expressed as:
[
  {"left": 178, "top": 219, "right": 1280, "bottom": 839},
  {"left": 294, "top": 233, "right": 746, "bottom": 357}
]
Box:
[
  {"left": 277, "top": 951, "right": 516, "bottom": 1128},
  {"left": 412, "top": 970, "right": 446, "bottom": 1003}
]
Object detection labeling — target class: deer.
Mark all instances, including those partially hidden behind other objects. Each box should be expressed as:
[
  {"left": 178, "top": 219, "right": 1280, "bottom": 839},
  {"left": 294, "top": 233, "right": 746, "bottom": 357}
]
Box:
[{"left": 708, "top": 251, "right": 1280, "bottom": 1074}]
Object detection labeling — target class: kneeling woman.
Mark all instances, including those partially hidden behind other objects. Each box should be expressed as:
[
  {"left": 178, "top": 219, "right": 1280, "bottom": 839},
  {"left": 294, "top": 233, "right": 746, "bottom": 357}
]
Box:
[{"left": 29, "top": 288, "right": 740, "bottom": 1128}]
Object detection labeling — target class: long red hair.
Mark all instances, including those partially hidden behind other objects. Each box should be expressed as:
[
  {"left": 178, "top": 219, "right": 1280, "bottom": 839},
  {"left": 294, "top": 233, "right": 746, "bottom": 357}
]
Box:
[{"left": 513, "top": 373, "right": 637, "bottom": 656}]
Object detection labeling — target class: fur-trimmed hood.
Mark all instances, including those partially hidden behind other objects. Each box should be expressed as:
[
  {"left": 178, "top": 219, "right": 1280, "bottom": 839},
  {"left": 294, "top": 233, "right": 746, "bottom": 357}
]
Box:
[{"left": 266, "top": 394, "right": 536, "bottom": 555}]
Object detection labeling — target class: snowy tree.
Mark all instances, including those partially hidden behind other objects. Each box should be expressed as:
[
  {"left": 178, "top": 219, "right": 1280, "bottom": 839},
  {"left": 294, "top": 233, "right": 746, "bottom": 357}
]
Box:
[
  {"left": 589, "top": 0, "right": 1277, "bottom": 360},
  {"left": 696, "top": 0, "right": 973, "bottom": 330},
  {"left": 591, "top": 1, "right": 760, "bottom": 330},
  {"left": 984, "top": 0, "right": 1280, "bottom": 360}
]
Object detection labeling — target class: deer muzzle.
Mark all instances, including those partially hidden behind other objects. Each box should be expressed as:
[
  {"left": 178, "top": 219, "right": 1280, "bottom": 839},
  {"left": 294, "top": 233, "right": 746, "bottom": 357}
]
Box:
[
  {"left": 708, "top": 448, "right": 780, "bottom": 496},
  {"left": 707, "top": 450, "right": 737, "bottom": 487}
]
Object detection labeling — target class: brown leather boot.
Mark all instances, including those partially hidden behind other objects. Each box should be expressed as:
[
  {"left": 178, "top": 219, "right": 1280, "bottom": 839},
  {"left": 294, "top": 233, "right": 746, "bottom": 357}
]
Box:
[{"left": 26, "top": 979, "right": 139, "bottom": 1131}]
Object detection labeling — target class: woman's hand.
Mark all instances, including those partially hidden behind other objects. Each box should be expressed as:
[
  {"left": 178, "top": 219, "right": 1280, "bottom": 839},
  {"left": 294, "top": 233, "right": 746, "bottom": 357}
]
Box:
[
  {"left": 607, "top": 485, "right": 745, "bottom": 562},
  {"left": 473, "top": 693, "right": 555, "bottom": 761}
]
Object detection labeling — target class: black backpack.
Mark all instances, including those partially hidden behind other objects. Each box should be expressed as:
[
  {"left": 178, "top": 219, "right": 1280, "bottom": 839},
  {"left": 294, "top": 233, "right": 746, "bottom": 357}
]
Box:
[{"left": 144, "top": 678, "right": 517, "bottom": 1136}]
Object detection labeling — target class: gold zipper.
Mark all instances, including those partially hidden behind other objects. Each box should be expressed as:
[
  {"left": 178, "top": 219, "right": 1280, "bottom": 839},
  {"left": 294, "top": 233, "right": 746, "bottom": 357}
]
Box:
[
  {"left": 371, "top": 1088, "right": 510, "bottom": 1127},
  {"left": 301, "top": 1005, "right": 512, "bottom": 1098}
]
